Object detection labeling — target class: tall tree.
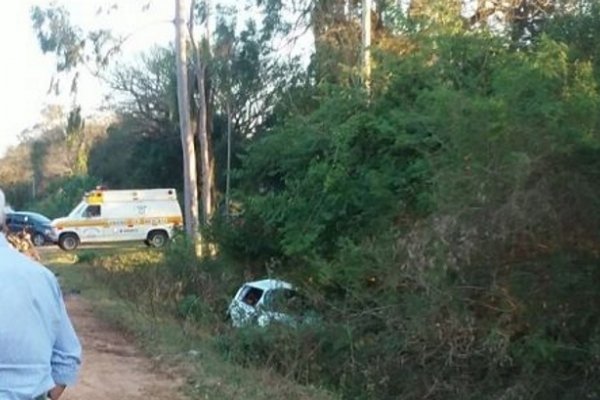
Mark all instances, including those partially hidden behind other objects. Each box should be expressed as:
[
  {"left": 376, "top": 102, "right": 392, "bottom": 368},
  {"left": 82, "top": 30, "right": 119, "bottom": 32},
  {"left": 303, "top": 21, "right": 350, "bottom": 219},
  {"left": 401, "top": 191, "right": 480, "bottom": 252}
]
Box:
[
  {"left": 466, "top": 0, "right": 582, "bottom": 42},
  {"left": 175, "top": 0, "right": 200, "bottom": 240},
  {"left": 31, "top": 2, "right": 204, "bottom": 240},
  {"left": 362, "top": 0, "right": 372, "bottom": 91},
  {"left": 65, "top": 106, "right": 88, "bottom": 176},
  {"left": 190, "top": 0, "right": 215, "bottom": 226}
]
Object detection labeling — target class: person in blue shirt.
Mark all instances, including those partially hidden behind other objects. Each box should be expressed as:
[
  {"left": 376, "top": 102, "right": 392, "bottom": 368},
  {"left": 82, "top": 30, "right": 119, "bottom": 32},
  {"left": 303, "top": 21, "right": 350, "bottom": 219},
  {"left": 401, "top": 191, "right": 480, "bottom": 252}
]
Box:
[{"left": 0, "top": 189, "right": 82, "bottom": 400}]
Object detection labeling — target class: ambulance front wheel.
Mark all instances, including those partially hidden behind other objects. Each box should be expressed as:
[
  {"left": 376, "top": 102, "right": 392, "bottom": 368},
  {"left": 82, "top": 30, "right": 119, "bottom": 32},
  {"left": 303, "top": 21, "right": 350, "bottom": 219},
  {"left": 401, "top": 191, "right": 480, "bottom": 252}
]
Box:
[
  {"left": 147, "top": 230, "right": 168, "bottom": 248},
  {"left": 59, "top": 233, "right": 80, "bottom": 251}
]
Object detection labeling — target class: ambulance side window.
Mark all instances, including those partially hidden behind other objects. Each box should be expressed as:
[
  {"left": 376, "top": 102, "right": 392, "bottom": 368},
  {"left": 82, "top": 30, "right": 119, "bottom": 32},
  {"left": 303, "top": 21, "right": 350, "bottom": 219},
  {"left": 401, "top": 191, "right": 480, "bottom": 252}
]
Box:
[{"left": 84, "top": 205, "right": 101, "bottom": 218}]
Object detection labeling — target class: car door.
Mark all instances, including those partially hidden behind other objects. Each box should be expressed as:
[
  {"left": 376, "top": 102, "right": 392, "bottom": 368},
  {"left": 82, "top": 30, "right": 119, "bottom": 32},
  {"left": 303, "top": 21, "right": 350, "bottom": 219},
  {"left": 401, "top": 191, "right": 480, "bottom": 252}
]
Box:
[
  {"left": 258, "top": 288, "right": 299, "bottom": 326},
  {"left": 79, "top": 205, "right": 105, "bottom": 242}
]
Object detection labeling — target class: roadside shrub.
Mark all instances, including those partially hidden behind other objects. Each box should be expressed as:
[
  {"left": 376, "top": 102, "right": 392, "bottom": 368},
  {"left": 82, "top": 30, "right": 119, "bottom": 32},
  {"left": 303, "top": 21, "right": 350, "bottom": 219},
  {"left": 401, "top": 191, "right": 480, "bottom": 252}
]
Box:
[
  {"left": 215, "top": 147, "right": 600, "bottom": 398},
  {"left": 216, "top": 323, "right": 344, "bottom": 386},
  {"left": 215, "top": 240, "right": 600, "bottom": 399},
  {"left": 75, "top": 250, "right": 100, "bottom": 264},
  {"left": 89, "top": 242, "right": 242, "bottom": 328},
  {"left": 90, "top": 251, "right": 171, "bottom": 312}
]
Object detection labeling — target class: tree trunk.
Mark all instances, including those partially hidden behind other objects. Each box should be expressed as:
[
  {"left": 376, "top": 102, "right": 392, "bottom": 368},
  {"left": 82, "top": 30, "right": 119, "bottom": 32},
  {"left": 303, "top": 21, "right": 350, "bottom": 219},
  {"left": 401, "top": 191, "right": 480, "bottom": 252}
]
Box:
[
  {"left": 175, "top": 0, "right": 199, "bottom": 241},
  {"left": 188, "top": 0, "right": 215, "bottom": 227},
  {"left": 195, "top": 59, "right": 214, "bottom": 225},
  {"left": 362, "top": 0, "right": 372, "bottom": 92}
]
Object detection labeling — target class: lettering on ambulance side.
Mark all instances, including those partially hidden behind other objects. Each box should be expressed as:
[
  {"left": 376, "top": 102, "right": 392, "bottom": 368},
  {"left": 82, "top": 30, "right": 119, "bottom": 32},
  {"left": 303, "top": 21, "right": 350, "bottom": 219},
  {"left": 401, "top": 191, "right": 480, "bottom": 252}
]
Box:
[
  {"left": 61, "top": 220, "right": 109, "bottom": 227},
  {"left": 104, "top": 216, "right": 182, "bottom": 226},
  {"left": 117, "top": 229, "right": 138, "bottom": 233},
  {"left": 58, "top": 216, "right": 182, "bottom": 230}
]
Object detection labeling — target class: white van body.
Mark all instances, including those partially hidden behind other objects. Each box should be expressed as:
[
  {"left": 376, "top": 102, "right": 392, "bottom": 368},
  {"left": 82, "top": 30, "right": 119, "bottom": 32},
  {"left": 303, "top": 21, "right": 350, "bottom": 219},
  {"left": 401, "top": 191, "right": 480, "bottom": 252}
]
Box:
[{"left": 52, "top": 188, "right": 183, "bottom": 250}]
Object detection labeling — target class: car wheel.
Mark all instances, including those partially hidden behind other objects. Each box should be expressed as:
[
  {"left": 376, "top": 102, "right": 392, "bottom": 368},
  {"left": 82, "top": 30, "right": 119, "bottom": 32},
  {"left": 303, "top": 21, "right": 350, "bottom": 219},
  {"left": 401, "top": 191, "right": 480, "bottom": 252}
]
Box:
[
  {"left": 148, "top": 231, "right": 168, "bottom": 248},
  {"left": 59, "top": 233, "right": 79, "bottom": 251},
  {"left": 32, "top": 233, "right": 45, "bottom": 247}
]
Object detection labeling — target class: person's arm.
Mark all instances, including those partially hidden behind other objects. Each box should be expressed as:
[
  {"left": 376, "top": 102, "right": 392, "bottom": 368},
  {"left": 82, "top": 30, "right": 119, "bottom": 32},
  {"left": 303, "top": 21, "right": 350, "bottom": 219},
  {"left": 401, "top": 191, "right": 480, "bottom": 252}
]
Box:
[
  {"left": 49, "top": 280, "right": 82, "bottom": 399},
  {"left": 48, "top": 384, "right": 66, "bottom": 400}
]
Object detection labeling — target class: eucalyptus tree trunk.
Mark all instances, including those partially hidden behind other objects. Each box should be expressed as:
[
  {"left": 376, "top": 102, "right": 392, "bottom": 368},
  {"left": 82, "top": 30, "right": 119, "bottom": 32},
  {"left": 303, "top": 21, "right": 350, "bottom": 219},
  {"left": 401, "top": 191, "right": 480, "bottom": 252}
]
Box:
[
  {"left": 362, "top": 0, "right": 372, "bottom": 92},
  {"left": 175, "top": 0, "right": 199, "bottom": 241},
  {"left": 195, "top": 51, "right": 213, "bottom": 226},
  {"left": 190, "top": 0, "right": 215, "bottom": 226}
]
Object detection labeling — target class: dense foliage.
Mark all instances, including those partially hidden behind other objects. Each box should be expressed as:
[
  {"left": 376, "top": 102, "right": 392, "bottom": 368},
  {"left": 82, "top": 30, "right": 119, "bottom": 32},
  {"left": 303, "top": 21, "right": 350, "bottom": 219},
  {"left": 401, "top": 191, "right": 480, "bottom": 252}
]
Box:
[{"left": 212, "top": 23, "right": 600, "bottom": 398}]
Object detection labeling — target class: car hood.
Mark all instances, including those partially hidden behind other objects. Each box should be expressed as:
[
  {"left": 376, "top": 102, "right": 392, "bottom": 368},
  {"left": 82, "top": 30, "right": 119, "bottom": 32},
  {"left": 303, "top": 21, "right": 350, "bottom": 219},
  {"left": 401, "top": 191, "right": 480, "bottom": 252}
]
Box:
[{"left": 51, "top": 217, "right": 69, "bottom": 227}]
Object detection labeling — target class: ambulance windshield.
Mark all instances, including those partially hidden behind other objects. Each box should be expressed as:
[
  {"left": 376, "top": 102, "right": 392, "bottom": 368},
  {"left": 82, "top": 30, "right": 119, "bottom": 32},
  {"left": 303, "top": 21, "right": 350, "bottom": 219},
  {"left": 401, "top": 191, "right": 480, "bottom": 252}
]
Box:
[{"left": 69, "top": 202, "right": 87, "bottom": 218}]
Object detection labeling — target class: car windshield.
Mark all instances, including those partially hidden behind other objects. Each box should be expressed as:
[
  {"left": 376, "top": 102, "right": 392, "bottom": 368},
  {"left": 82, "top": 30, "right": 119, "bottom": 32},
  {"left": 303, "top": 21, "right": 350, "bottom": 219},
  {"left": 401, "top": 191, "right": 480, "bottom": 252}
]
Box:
[
  {"left": 68, "top": 202, "right": 87, "bottom": 218},
  {"left": 240, "top": 286, "right": 264, "bottom": 307},
  {"left": 239, "top": 285, "right": 263, "bottom": 307}
]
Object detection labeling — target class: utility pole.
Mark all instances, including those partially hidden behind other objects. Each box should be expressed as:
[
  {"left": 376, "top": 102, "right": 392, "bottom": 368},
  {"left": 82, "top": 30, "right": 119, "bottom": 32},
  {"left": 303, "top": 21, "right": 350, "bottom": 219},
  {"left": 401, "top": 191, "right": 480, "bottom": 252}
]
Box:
[
  {"left": 362, "top": 0, "right": 372, "bottom": 92},
  {"left": 175, "top": 0, "right": 200, "bottom": 242}
]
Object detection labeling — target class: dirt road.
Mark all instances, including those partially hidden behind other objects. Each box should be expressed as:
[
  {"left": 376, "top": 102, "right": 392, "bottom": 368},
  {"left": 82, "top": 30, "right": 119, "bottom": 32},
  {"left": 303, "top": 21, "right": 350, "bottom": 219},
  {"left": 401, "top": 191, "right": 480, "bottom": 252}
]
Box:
[{"left": 60, "top": 295, "right": 185, "bottom": 400}]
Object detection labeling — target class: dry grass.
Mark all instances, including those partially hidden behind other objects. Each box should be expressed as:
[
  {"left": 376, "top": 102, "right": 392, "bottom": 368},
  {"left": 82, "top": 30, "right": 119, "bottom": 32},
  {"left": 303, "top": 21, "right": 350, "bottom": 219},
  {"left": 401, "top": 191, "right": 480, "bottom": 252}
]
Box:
[{"left": 41, "top": 246, "right": 337, "bottom": 400}]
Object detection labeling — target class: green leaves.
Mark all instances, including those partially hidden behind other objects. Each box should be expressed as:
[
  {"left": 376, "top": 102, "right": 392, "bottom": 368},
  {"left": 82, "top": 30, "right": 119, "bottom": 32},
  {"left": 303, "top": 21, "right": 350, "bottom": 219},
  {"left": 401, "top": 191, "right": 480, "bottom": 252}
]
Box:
[
  {"left": 31, "top": 4, "right": 121, "bottom": 95},
  {"left": 31, "top": 5, "right": 84, "bottom": 73},
  {"left": 228, "top": 83, "right": 432, "bottom": 260}
]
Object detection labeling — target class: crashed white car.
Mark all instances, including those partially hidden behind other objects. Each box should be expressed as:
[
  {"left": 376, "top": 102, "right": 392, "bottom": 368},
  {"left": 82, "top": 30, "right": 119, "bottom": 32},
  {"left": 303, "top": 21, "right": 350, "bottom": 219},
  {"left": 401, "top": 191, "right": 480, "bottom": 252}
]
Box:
[{"left": 227, "top": 279, "right": 316, "bottom": 328}]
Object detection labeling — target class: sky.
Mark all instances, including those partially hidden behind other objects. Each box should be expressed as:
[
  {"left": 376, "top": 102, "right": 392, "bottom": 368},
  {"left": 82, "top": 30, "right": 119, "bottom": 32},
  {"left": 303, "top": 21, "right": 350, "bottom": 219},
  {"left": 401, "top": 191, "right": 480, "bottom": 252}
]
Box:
[
  {"left": 0, "top": 0, "right": 174, "bottom": 157},
  {"left": 0, "top": 0, "right": 312, "bottom": 158}
]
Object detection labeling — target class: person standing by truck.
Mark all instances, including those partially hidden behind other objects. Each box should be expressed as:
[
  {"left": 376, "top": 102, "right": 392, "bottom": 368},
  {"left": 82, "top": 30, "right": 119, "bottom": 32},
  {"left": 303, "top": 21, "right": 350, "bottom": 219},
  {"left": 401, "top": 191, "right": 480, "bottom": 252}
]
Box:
[{"left": 0, "top": 189, "right": 82, "bottom": 400}]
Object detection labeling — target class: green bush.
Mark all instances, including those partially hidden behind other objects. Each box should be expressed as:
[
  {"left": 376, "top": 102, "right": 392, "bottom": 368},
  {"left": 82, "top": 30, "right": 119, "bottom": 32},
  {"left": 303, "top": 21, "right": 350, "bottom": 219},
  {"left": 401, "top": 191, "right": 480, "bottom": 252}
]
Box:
[{"left": 75, "top": 250, "right": 100, "bottom": 264}]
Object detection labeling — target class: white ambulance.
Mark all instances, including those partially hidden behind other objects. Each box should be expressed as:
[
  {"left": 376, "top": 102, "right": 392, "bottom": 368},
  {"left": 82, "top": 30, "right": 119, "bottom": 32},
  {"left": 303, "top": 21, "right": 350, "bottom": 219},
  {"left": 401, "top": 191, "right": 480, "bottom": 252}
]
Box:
[{"left": 52, "top": 188, "right": 183, "bottom": 251}]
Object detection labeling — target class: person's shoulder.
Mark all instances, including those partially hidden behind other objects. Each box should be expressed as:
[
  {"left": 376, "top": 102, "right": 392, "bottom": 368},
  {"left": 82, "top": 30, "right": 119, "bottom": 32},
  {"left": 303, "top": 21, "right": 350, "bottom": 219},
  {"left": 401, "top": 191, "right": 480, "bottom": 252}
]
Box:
[{"left": 35, "top": 261, "right": 59, "bottom": 282}]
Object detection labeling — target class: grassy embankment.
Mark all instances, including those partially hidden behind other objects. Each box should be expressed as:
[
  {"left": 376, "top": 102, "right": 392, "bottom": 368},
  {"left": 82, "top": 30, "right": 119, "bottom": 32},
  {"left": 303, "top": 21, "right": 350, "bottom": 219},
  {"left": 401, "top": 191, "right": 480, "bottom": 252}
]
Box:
[{"left": 42, "top": 246, "right": 337, "bottom": 400}]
